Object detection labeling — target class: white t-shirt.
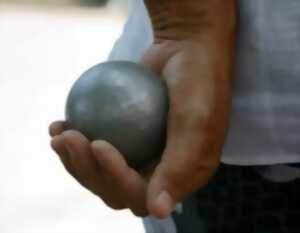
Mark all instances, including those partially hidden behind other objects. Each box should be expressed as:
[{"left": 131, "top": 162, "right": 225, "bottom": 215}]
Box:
[{"left": 109, "top": 0, "right": 300, "bottom": 166}]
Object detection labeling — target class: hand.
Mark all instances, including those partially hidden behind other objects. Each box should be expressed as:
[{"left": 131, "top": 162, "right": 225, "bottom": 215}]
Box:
[
  {"left": 140, "top": 39, "right": 234, "bottom": 218},
  {"left": 49, "top": 37, "right": 233, "bottom": 219},
  {"left": 50, "top": 0, "right": 235, "bottom": 219},
  {"left": 141, "top": 0, "right": 236, "bottom": 218},
  {"left": 49, "top": 121, "right": 149, "bottom": 217}
]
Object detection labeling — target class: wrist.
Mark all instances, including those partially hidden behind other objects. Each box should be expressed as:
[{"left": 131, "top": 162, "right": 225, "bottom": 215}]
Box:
[{"left": 144, "top": 0, "right": 236, "bottom": 42}]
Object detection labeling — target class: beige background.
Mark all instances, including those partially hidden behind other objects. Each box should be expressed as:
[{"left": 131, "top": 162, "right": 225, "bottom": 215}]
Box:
[{"left": 0, "top": 1, "right": 145, "bottom": 233}]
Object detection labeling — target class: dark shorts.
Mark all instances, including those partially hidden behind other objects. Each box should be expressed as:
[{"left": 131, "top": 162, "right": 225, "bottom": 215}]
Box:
[{"left": 143, "top": 164, "right": 300, "bottom": 233}]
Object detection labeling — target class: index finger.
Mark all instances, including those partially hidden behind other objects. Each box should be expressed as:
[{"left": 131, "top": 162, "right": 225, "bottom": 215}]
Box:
[{"left": 49, "top": 121, "right": 66, "bottom": 137}]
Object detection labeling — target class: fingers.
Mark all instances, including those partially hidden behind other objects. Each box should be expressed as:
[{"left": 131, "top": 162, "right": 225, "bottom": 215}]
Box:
[
  {"left": 62, "top": 130, "right": 99, "bottom": 186},
  {"left": 49, "top": 121, "right": 66, "bottom": 137},
  {"left": 91, "top": 141, "right": 130, "bottom": 179},
  {"left": 50, "top": 135, "right": 77, "bottom": 177},
  {"left": 50, "top": 127, "right": 149, "bottom": 216},
  {"left": 53, "top": 131, "right": 127, "bottom": 210},
  {"left": 91, "top": 141, "right": 148, "bottom": 217}
]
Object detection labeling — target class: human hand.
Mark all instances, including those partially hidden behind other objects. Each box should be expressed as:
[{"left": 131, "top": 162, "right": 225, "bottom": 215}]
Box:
[
  {"left": 49, "top": 0, "right": 236, "bottom": 219},
  {"left": 140, "top": 38, "right": 234, "bottom": 219},
  {"left": 49, "top": 121, "right": 149, "bottom": 217},
  {"left": 49, "top": 36, "right": 233, "bottom": 219},
  {"left": 141, "top": 0, "right": 236, "bottom": 219}
]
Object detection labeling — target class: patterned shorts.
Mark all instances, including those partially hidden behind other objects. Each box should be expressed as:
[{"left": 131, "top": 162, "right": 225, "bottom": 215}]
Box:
[{"left": 143, "top": 164, "right": 300, "bottom": 233}]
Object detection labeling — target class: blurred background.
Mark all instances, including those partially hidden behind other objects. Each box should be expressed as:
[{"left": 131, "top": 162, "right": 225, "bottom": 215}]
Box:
[{"left": 0, "top": 0, "right": 146, "bottom": 232}]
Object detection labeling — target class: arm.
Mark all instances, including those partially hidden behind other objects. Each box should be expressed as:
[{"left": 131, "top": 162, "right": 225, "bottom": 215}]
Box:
[
  {"left": 142, "top": 0, "right": 237, "bottom": 218},
  {"left": 49, "top": 0, "right": 236, "bottom": 219},
  {"left": 145, "top": 0, "right": 236, "bottom": 42}
]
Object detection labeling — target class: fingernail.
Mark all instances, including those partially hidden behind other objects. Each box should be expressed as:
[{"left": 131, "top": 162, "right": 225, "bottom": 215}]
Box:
[{"left": 154, "top": 191, "right": 176, "bottom": 218}]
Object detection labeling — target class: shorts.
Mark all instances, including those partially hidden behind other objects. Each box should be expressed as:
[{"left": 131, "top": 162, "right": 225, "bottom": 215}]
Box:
[{"left": 143, "top": 164, "right": 300, "bottom": 233}]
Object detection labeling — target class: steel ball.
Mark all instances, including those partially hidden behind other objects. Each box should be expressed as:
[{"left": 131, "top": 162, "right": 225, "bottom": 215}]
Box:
[{"left": 65, "top": 61, "right": 169, "bottom": 169}]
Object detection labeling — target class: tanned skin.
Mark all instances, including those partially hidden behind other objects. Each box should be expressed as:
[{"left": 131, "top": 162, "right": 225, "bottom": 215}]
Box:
[{"left": 49, "top": 0, "right": 236, "bottom": 219}]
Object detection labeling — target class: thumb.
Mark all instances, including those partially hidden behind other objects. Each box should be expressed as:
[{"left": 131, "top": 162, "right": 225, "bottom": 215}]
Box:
[
  {"left": 147, "top": 139, "right": 219, "bottom": 219},
  {"left": 146, "top": 159, "right": 178, "bottom": 219}
]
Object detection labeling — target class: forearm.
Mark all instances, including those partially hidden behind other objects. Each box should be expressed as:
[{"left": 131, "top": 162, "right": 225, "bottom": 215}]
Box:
[
  {"left": 144, "top": 0, "right": 236, "bottom": 41},
  {"left": 136, "top": 1, "right": 237, "bottom": 218},
  {"left": 144, "top": 0, "right": 236, "bottom": 82}
]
